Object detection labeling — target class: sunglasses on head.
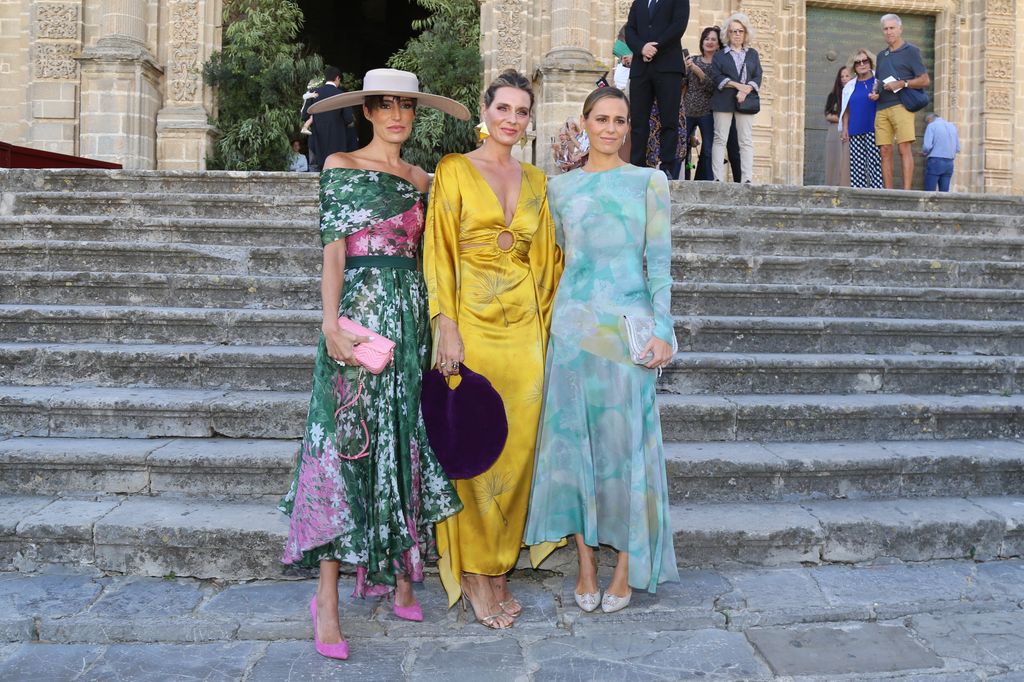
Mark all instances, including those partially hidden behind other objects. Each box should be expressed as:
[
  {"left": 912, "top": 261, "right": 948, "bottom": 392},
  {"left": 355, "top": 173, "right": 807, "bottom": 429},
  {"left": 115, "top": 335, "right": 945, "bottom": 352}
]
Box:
[{"left": 854, "top": 58, "right": 871, "bottom": 66}]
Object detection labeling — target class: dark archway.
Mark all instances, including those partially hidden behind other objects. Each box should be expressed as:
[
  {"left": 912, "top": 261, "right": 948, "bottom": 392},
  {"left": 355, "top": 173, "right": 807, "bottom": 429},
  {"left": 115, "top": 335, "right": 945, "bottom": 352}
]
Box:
[
  {"left": 295, "top": 1, "right": 428, "bottom": 147},
  {"left": 296, "top": 1, "right": 427, "bottom": 81}
]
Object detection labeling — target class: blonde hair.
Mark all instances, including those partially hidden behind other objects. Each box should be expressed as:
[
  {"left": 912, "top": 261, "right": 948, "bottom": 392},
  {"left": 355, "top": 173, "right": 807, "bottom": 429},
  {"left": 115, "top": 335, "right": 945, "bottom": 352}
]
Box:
[
  {"left": 722, "top": 13, "right": 754, "bottom": 47},
  {"left": 846, "top": 48, "right": 877, "bottom": 73}
]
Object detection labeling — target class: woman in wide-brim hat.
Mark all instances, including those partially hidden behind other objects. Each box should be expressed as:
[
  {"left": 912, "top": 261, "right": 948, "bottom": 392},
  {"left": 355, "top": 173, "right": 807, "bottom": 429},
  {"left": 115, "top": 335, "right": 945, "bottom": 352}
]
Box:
[{"left": 278, "top": 68, "right": 470, "bottom": 661}]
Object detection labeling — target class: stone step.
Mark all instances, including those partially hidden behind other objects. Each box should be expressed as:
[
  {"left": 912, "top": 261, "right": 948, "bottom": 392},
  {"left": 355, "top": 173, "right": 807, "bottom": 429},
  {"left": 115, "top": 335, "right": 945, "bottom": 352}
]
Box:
[
  {"left": 672, "top": 253, "right": 1024, "bottom": 290},
  {"left": 657, "top": 393, "right": 1024, "bottom": 442},
  {"left": 5, "top": 384, "right": 1024, "bottom": 443},
  {"left": 1, "top": 492, "right": 1020, "bottom": 578},
  {"left": 674, "top": 227, "right": 1024, "bottom": 261},
  {"left": 0, "top": 437, "right": 294, "bottom": 498},
  {"left": 4, "top": 192, "right": 317, "bottom": 221},
  {"left": 0, "top": 385, "right": 305, "bottom": 439},
  {"left": 0, "top": 304, "right": 322, "bottom": 345},
  {"left": 3, "top": 342, "right": 1017, "bottom": 396},
  {"left": 672, "top": 282, "right": 1024, "bottom": 320},
  {"left": 0, "top": 270, "right": 319, "bottom": 308},
  {"left": 0, "top": 240, "right": 321, "bottom": 277},
  {"left": 0, "top": 168, "right": 317, "bottom": 195},
  {"left": 680, "top": 315, "right": 1024, "bottom": 355},
  {"left": 664, "top": 439, "right": 1024, "bottom": 503},
  {"left": 673, "top": 204, "right": 1022, "bottom": 236},
  {"left": 7, "top": 305, "right": 1024, "bottom": 355},
  {"left": 0, "top": 215, "right": 319, "bottom": 247},
  {"left": 8, "top": 270, "right": 1024, "bottom": 320},
  {"left": 670, "top": 494, "right": 1024, "bottom": 566},
  {"left": 662, "top": 352, "right": 1019, "bottom": 396},
  {"left": 0, "top": 343, "right": 316, "bottom": 391},
  {"left": 3, "top": 436, "right": 1020, "bottom": 506},
  {"left": 670, "top": 182, "right": 1024, "bottom": 217}
]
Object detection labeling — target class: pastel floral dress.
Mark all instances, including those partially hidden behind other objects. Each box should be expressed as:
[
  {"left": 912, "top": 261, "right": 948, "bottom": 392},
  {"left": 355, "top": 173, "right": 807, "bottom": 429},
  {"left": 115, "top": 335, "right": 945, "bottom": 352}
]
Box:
[
  {"left": 524, "top": 165, "right": 680, "bottom": 593},
  {"left": 279, "top": 168, "right": 461, "bottom": 596}
]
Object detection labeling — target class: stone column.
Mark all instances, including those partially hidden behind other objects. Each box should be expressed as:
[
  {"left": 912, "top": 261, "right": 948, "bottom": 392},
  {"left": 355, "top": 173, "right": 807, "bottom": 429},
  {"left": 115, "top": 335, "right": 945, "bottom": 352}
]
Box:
[
  {"left": 978, "top": 0, "right": 1016, "bottom": 193},
  {"left": 155, "top": 0, "right": 219, "bottom": 170},
  {"left": 536, "top": 0, "right": 605, "bottom": 173},
  {"left": 76, "top": 0, "right": 162, "bottom": 168},
  {"left": 28, "top": 1, "right": 84, "bottom": 155}
]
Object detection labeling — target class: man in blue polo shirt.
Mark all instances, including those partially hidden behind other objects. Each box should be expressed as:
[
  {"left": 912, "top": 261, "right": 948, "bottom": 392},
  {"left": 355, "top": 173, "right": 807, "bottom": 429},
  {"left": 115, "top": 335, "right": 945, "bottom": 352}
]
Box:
[
  {"left": 871, "top": 14, "right": 930, "bottom": 190},
  {"left": 922, "top": 113, "right": 960, "bottom": 192}
]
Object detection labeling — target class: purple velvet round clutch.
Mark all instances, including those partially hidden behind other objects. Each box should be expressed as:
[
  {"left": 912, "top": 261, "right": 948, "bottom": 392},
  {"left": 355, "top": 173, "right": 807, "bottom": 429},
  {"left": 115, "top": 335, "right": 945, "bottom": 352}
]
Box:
[{"left": 420, "top": 364, "right": 508, "bottom": 480}]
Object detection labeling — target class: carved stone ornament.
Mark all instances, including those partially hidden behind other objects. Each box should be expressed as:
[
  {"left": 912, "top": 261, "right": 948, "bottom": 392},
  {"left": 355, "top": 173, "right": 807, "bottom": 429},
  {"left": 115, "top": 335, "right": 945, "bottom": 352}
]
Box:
[
  {"left": 34, "top": 42, "right": 78, "bottom": 79},
  {"left": 616, "top": 0, "right": 632, "bottom": 23},
  {"left": 989, "top": 26, "right": 1012, "bottom": 46},
  {"left": 986, "top": 0, "right": 1012, "bottom": 14},
  {"left": 496, "top": 0, "right": 524, "bottom": 70},
  {"left": 744, "top": 7, "right": 774, "bottom": 32},
  {"left": 36, "top": 3, "right": 80, "bottom": 40},
  {"left": 168, "top": 0, "right": 201, "bottom": 103},
  {"left": 985, "top": 56, "right": 1013, "bottom": 80},
  {"left": 985, "top": 87, "right": 1011, "bottom": 111}
]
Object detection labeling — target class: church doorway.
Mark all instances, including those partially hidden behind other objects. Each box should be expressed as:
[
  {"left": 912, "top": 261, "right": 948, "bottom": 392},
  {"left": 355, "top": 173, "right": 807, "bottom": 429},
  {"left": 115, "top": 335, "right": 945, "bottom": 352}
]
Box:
[
  {"left": 295, "top": 1, "right": 428, "bottom": 143},
  {"left": 803, "top": 7, "right": 935, "bottom": 189}
]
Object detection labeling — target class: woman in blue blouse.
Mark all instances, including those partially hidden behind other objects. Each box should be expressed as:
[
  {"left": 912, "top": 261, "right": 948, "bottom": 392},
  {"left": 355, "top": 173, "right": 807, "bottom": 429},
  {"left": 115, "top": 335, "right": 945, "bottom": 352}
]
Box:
[
  {"left": 524, "top": 87, "right": 679, "bottom": 615},
  {"left": 840, "top": 49, "right": 884, "bottom": 189}
]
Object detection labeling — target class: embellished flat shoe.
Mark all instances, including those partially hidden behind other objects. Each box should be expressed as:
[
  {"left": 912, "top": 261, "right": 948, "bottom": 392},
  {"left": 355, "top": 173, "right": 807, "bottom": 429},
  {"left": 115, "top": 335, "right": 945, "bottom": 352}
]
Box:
[
  {"left": 600, "top": 590, "right": 632, "bottom": 614},
  {"left": 310, "top": 596, "right": 349, "bottom": 660},
  {"left": 574, "top": 591, "right": 601, "bottom": 613}
]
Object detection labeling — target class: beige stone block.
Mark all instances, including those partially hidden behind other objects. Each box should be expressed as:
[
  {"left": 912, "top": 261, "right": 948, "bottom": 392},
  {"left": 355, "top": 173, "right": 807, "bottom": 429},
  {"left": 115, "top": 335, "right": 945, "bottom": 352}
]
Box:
[
  {"left": 984, "top": 150, "right": 1012, "bottom": 172},
  {"left": 31, "top": 81, "right": 77, "bottom": 101},
  {"left": 33, "top": 99, "right": 76, "bottom": 119}
]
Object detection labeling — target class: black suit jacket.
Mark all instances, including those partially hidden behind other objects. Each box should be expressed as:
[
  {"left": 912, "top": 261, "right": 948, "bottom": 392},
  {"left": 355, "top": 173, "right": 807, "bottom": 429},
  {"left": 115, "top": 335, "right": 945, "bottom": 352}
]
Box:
[
  {"left": 625, "top": 0, "right": 691, "bottom": 78},
  {"left": 301, "top": 83, "right": 357, "bottom": 161},
  {"left": 708, "top": 48, "right": 763, "bottom": 112}
]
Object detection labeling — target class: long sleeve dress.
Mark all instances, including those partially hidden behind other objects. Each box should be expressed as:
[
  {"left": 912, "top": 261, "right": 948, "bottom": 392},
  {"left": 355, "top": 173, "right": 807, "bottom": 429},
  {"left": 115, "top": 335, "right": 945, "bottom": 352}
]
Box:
[
  {"left": 423, "top": 154, "right": 563, "bottom": 607},
  {"left": 279, "top": 168, "right": 461, "bottom": 595},
  {"left": 524, "top": 164, "right": 680, "bottom": 593}
]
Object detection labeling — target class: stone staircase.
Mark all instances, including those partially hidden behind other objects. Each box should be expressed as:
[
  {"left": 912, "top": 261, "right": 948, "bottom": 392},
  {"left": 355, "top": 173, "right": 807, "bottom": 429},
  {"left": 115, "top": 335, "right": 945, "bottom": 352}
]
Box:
[{"left": 0, "top": 169, "right": 1022, "bottom": 580}]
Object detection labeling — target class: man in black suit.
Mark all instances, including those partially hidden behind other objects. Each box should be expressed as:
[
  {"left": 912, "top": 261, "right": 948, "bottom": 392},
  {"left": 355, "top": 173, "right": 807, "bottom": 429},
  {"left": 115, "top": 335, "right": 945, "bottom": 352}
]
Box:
[
  {"left": 625, "top": 0, "right": 690, "bottom": 177},
  {"left": 301, "top": 66, "right": 359, "bottom": 171}
]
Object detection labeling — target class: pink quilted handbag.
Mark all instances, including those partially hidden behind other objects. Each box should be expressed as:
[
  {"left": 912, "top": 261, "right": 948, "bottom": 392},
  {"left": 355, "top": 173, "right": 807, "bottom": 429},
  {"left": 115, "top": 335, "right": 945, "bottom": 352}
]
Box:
[{"left": 337, "top": 316, "right": 395, "bottom": 374}]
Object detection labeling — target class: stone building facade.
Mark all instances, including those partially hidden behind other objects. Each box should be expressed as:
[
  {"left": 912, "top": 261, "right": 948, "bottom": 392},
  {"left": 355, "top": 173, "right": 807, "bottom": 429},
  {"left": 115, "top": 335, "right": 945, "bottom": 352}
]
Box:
[
  {"left": 0, "top": 0, "right": 220, "bottom": 170},
  {"left": 1, "top": 0, "right": 1020, "bottom": 194},
  {"left": 484, "top": 0, "right": 1024, "bottom": 194}
]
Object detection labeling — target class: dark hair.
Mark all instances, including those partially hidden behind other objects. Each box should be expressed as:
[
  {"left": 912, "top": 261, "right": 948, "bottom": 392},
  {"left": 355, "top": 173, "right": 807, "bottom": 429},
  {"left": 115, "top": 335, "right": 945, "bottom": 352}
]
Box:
[
  {"left": 324, "top": 66, "right": 341, "bottom": 82},
  {"left": 582, "top": 87, "right": 630, "bottom": 119},
  {"left": 699, "top": 26, "right": 722, "bottom": 53},
  {"left": 483, "top": 69, "right": 534, "bottom": 111},
  {"left": 825, "top": 65, "right": 849, "bottom": 116},
  {"left": 364, "top": 94, "right": 417, "bottom": 111}
]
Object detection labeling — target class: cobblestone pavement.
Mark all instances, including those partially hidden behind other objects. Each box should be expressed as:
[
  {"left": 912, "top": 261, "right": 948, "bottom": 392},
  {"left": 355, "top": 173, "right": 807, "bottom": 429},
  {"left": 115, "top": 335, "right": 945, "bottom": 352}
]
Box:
[{"left": 1, "top": 558, "right": 1023, "bottom": 681}]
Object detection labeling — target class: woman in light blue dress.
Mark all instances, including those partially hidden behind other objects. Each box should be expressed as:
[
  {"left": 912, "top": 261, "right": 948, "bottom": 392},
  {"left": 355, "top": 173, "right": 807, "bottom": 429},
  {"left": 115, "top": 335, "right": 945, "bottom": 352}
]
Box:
[{"left": 524, "top": 87, "right": 679, "bottom": 614}]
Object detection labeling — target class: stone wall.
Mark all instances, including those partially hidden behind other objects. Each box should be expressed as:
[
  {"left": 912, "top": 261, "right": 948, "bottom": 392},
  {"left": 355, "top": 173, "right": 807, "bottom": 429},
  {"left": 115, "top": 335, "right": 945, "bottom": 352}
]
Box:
[
  {"left": 0, "top": 0, "right": 219, "bottom": 170},
  {"left": 481, "top": 0, "right": 1024, "bottom": 194}
]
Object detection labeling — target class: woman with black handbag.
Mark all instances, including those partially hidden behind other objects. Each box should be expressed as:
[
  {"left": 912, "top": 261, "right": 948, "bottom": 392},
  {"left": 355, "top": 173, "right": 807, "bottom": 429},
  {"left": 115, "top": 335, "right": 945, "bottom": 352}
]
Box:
[{"left": 709, "top": 12, "right": 762, "bottom": 183}]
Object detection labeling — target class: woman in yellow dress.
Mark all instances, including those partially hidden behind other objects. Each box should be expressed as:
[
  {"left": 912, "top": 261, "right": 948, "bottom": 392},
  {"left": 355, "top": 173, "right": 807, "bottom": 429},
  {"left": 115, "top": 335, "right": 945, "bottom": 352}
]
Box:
[{"left": 424, "top": 69, "right": 562, "bottom": 629}]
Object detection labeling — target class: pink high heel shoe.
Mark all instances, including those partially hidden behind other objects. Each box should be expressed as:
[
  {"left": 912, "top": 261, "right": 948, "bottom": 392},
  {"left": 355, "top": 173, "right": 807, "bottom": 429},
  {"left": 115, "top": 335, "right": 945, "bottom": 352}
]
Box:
[
  {"left": 392, "top": 598, "right": 423, "bottom": 622},
  {"left": 310, "top": 596, "right": 349, "bottom": 660}
]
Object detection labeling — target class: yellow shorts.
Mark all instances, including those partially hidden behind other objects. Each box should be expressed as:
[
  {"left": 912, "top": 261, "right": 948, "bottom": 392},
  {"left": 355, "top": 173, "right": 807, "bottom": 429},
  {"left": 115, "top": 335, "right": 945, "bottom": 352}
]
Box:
[{"left": 874, "top": 105, "right": 916, "bottom": 146}]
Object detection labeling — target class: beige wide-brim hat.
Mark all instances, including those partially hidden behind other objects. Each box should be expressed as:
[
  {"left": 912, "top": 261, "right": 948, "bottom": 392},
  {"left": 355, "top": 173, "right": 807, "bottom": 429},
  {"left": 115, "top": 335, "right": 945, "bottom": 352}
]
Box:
[{"left": 308, "top": 68, "right": 471, "bottom": 120}]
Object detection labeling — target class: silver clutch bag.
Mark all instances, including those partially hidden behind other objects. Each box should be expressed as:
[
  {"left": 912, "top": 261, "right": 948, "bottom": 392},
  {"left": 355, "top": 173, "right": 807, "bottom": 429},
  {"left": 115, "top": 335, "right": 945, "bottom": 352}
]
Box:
[{"left": 621, "top": 315, "right": 678, "bottom": 365}]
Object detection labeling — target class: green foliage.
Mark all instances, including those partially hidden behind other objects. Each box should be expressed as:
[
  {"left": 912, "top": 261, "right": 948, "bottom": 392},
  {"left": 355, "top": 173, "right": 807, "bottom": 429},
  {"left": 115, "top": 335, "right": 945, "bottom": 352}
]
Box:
[
  {"left": 388, "top": 0, "right": 481, "bottom": 171},
  {"left": 203, "top": 0, "right": 323, "bottom": 170}
]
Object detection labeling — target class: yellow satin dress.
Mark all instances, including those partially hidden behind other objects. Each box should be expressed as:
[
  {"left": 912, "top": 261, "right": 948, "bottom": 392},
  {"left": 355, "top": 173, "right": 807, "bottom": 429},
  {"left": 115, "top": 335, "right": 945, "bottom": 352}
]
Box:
[{"left": 424, "top": 153, "right": 563, "bottom": 607}]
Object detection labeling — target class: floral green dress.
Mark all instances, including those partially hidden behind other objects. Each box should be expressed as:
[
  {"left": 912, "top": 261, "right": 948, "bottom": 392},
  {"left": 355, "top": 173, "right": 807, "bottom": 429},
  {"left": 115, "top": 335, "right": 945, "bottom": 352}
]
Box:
[{"left": 279, "top": 168, "right": 461, "bottom": 596}]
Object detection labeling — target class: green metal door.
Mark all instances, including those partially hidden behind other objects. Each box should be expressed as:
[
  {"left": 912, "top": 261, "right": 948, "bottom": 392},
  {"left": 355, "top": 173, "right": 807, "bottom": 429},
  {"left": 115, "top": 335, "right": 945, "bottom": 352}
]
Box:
[{"left": 804, "top": 7, "right": 935, "bottom": 188}]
